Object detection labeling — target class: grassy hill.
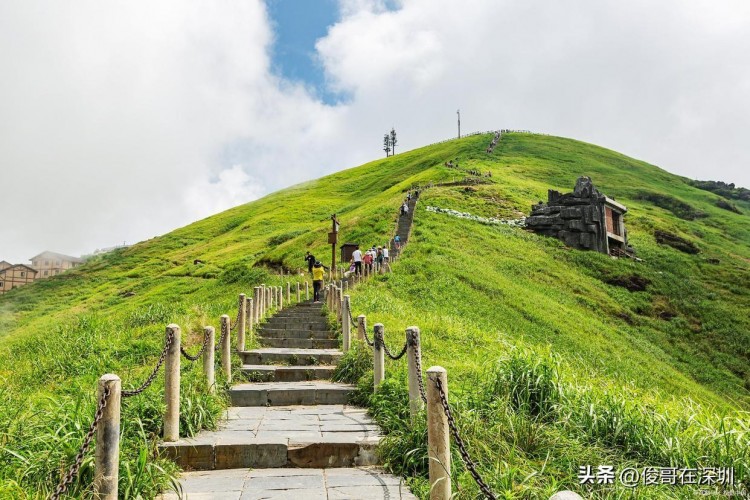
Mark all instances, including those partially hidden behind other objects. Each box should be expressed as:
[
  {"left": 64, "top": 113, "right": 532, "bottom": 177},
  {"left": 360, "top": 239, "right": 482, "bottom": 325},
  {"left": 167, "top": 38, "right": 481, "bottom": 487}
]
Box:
[{"left": 1, "top": 132, "right": 748, "bottom": 498}]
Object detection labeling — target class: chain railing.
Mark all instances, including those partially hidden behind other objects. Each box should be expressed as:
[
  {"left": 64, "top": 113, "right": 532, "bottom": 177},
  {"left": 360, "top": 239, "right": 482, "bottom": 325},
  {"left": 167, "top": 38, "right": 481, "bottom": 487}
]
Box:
[
  {"left": 51, "top": 386, "right": 111, "bottom": 500},
  {"left": 122, "top": 328, "right": 174, "bottom": 397},
  {"left": 180, "top": 328, "right": 211, "bottom": 361},
  {"left": 434, "top": 376, "right": 497, "bottom": 499}
]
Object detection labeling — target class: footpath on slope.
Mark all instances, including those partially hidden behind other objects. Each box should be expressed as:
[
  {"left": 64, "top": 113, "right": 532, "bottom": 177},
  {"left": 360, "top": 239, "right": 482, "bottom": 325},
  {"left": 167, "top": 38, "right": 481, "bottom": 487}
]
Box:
[{"left": 158, "top": 193, "right": 421, "bottom": 499}]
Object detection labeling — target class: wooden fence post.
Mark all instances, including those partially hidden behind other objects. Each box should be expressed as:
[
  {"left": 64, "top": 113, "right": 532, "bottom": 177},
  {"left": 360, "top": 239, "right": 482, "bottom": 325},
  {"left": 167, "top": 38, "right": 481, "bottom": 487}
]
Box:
[
  {"left": 342, "top": 295, "right": 351, "bottom": 353},
  {"left": 373, "top": 323, "right": 385, "bottom": 390},
  {"left": 427, "top": 366, "right": 451, "bottom": 499},
  {"left": 220, "top": 315, "right": 231, "bottom": 383},
  {"left": 164, "top": 324, "right": 181, "bottom": 442},
  {"left": 357, "top": 315, "right": 366, "bottom": 342},
  {"left": 203, "top": 326, "right": 215, "bottom": 393},
  {"left": 237, "top": 293, "right": 246, "bottom": 352},
  {"left": 94, "top": 374, "right": 121, "bottom": 499},
  {"left": 406, "top": 326, "right": 424, "bottom": 418}
]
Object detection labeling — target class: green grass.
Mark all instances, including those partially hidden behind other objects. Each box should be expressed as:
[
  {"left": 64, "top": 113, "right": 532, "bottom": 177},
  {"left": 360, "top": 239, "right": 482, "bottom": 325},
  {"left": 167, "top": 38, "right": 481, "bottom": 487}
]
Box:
[{"left": 1, "top": 132, "right": 749, "bottom": 497}]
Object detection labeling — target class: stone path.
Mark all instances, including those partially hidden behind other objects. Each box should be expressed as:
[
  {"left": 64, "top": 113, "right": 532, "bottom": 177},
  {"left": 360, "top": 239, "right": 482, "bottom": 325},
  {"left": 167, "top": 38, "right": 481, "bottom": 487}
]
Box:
[{"left": 159, "top": 301, "right": 416, "bottom": 499}]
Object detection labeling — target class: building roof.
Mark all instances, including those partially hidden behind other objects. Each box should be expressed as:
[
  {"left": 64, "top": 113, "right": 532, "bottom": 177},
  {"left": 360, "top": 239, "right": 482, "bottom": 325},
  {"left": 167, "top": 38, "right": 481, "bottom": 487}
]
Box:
[
  {"left": 0, "top": 260, "right": 11, "bottom": 268},
  {"left": 0, "top": 264, "right": 38, "bottom": 275},
  {"left": 29, "top": 251, "right": 84, "bottom": 263},
  {"left": 604, "top": 197, "right": 628, "bottom": 213}
]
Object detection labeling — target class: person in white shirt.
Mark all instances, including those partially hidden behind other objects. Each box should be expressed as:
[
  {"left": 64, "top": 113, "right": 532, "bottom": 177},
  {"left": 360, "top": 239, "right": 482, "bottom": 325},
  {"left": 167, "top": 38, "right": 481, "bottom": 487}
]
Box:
[
  {"left": 352, "top": 246, "right": 363, "bottom": 275},
  {"left": 381, "top": 246, "right": 391, "bottom": 273}
]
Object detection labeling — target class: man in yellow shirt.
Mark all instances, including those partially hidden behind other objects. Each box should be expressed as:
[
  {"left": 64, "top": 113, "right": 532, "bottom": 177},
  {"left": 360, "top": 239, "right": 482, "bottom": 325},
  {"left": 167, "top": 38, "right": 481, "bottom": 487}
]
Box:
[{"left": 312, "top": 261, "right": 327, "bottom": 303}]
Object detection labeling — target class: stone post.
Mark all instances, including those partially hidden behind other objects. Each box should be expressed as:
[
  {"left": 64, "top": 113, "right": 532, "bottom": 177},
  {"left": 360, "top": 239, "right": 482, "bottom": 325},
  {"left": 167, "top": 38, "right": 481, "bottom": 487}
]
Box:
[
  {"left": 246, "top": 298, "right": 254, "bottom": 339},
  {"left": 278, "top": 286, "right": 284, "bottom": 311},
  {"left": 260, "top": 284, "right": 266, "bottom": 318},
  {"left": 220, "top": 315, "right": 231, "bottom": 382},
  {"left": 305, "top": 281, "right": 309, "bottom": 301},
  {"left": 357, "top": 315, "right": 366, "bottom": 342},
  {"left": 427, "top": 366, "right": 451, "bottom": 500},
  {"left": 342, "top": 295, "right": 351, "bottom": 353},
  {"left": 296, "top": 282, "right": 301, "bottom": 303},
  {"left": 286, "top": 282, "right": 291, "bottom": 303},
  {"left": 344, "top": 280, "right": 349, "bottom": 293},
  {"left": 373, "top": 323, "right": 385, "bottom": 390},
  {"left": 406, "top": 326, "right": 424, "bottom": 418},
  {"left": 203, "top": 326, "right": 215, "bottom": 394},
  {"left": 237, "top": 293, "right": 246, "bottom": 352},
  {"left": 93, "top": 374, "right": 121, "bottom": 499},
  {"left": 164, "top": 324, "right": 181, "bottom": 442},
  {"left": 253, "top": 287, "right": 260, "bottom": 325}
]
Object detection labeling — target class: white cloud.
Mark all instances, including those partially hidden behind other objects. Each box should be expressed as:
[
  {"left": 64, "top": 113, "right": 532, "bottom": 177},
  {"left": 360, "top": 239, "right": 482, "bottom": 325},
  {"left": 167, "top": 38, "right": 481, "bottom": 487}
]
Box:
[{"left": 1, "top": 0, "right": 749, "bottom": 263}]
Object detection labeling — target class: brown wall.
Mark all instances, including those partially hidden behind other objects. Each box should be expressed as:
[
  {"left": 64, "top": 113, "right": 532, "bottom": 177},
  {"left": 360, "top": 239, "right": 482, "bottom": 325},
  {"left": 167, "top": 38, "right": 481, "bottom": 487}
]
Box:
[
  {"left": 30, "top": 256, "right": 81, "bottom": 279},
  {"left": 0, "top": 267, "right": 37, "bottom": 294}
]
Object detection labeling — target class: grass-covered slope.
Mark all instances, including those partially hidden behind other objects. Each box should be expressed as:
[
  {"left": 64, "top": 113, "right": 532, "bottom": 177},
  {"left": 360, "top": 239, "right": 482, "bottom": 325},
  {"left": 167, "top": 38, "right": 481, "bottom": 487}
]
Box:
[{"left": 1, "top": 132, "right": 748, "bottom": 498}]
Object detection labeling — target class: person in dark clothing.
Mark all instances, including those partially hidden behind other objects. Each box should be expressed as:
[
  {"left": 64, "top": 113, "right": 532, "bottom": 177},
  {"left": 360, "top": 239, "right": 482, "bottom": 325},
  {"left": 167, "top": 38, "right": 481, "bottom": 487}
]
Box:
[{"left": 304, "top": 251, "right": 316, "bottom": 273}]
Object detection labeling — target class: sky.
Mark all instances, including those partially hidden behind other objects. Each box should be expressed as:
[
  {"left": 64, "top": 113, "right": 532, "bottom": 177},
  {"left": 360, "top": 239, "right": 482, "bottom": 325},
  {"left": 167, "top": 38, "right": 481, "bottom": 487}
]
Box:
[{"left": 1, "top": 0, "right": 749, "bottom": 263}]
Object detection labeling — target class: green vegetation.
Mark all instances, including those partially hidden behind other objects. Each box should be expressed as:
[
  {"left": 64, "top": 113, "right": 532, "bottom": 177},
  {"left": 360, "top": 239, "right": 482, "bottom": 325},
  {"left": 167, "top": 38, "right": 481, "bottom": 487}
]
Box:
[{"left": 1, "top": 132, "right": 749, "bottom": 498}]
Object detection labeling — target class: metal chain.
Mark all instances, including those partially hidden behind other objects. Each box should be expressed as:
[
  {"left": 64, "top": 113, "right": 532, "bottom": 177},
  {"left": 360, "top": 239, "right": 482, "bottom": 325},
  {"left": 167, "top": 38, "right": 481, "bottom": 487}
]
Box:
[
  {"left": 411, "top": 339, "right": 427, "bottom": 403},
  {"left": 215, "top": 320, "right": 228, "bottom": 351},
  {"left": 382, "top": 339, "right": 408, "bottom": 360},
  {"left": 122, "top": 329, "right": 174, "bottom": 397},
  {"left": 434, "top": 377, "right": 497, "bottom": 499},
  {"left": 363, "top": 325, "right": 374, "bottom": 347},
  {"left": 180, "top": 328, "right": 210, "bottom": 362},
  {"left": 50, "top": 386, "right": 111, "bottom": 500},
  {"left": 347, "top": 308, "right": 358, "bottom": 327},
  {"left": 233, "top": 295, "right": 243, "bottom": 327}
]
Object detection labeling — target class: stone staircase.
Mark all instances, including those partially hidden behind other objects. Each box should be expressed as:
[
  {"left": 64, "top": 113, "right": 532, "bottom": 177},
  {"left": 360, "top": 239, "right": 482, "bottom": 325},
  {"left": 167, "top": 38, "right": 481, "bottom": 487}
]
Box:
[
  {"left": 159, "top": 300, "right": 416, "bottom": 499},
  {"left": 392, "top": 195, "right": 418, "bottom": 257}
]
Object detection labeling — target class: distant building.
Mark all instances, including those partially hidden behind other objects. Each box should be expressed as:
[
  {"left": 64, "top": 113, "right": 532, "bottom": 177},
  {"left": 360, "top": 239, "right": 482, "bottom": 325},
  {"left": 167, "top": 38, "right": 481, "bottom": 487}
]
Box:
[
  {"left": 0, "top": 264, "right": 38, "bottom": 294},
  {"left": 526, "top": 177, "right": 633, "bottom": 255},
  {"left": 30, "top": 251, "right": 84, "bottom": 279}
]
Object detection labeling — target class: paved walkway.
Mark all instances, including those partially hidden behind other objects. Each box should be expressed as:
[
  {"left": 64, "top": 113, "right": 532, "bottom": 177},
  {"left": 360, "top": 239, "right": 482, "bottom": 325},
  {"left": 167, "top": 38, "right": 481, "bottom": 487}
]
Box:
[
  {"left": 160, "top": 467, "right": 416, "bottom": 499},
  {"left": 159, "top": 301, "right": 416, "bottom": 499}
]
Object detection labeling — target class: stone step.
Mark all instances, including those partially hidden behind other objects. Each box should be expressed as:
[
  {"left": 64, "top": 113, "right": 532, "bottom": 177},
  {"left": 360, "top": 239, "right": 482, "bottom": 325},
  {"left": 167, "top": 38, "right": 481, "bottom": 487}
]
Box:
[
  {"left": 242, "top": 364, "right": 336, "bottom": 382},
  {"left": 264, "top": 319, "right": 330, "bottom": 329},
  {"left": 258, "top": 328, "right": 335, "bottom": 340},
  {"left": 230, "top": 381, "right": 354, "bottom": 406},
  {"left": 241, "top": 348, "right": 342, "bottom": 366},
  {"left": 259, "top": 337, "right": 339, "bottom": 349},
  {"left": 157, "top": 467, "right": 417, "bottom": 499},
  {"left": 159, "top": 405, "right": 380, "bottom": 471}
]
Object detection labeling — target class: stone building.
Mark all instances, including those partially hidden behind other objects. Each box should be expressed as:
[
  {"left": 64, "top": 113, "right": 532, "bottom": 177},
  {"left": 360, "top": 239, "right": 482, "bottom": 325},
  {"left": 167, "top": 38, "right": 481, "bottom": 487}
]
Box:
[
  {"left": 0, "top": 264, "right": 38, "bottom": 294},
  {"left": 30, "top": 251, "right": 84, "bottom": 279},
  {"left": 525, "top": 177, "right": 632, "bottom": 255}
]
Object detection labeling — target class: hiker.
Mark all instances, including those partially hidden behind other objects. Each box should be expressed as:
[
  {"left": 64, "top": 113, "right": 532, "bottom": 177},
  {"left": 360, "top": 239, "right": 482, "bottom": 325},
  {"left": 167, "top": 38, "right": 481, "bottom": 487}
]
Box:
[
  {"left": 407, "top": 192, "right": 412, "bottom": 202},
  {"left": 400, "top": 203, "right": 406, "bottom": 216},
  {"left": 344, "top": 258, "right": 356, "bottom": 278},
  {"left": 376, "top": 246, "right": 384, "bottom": 272},
  {"left": 363, "top": 248, "right": 373, "bottom": 274},
  {"left": 304, "top": 251, "right": 316, "bottom": 274},
  {"left": 382, "top": 245, "right": 391, "bottom": 273},
  {"left": 352, "top": 245, "right": 363, "bottom": 276},
  {"left": 394, "top": 234, "right": 401, "bottom": 250},
  {"left": 312, "top": 260, "right": 327, "bottom": 302}
]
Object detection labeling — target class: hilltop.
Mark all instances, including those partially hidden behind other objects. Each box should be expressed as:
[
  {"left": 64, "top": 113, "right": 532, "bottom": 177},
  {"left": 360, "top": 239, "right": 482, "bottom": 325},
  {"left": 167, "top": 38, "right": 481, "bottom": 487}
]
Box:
[{"left": 0, "top": 132, "right": 748, "bottom": 498}]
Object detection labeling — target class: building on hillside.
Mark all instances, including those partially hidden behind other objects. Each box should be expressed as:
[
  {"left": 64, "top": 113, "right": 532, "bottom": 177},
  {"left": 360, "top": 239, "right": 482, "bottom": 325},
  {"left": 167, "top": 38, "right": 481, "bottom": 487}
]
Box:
[
  {"left": 525, "top": 176, "right": 633, "bottom": 256},
  {"left": 0, "top": 264, "right": 38, "bottom": 294},
  {"left": 30, "top": 251, "right": 84, "bottom": 279},
  {"left": 0, "top": 261, "right": 11, "bottom": 271}
]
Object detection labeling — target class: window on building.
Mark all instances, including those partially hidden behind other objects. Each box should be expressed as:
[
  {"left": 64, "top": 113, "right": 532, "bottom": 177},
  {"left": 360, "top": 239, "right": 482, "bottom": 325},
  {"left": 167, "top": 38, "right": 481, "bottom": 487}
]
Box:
[
  {"left": 20, "top": 272, "right": 25, "bottom": 277},
  {"left": 0, "top": 282, "right": 4, "bottom": 288},
  {"left": 44, "top": 271, "right": 48, "bottom": 276}
]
